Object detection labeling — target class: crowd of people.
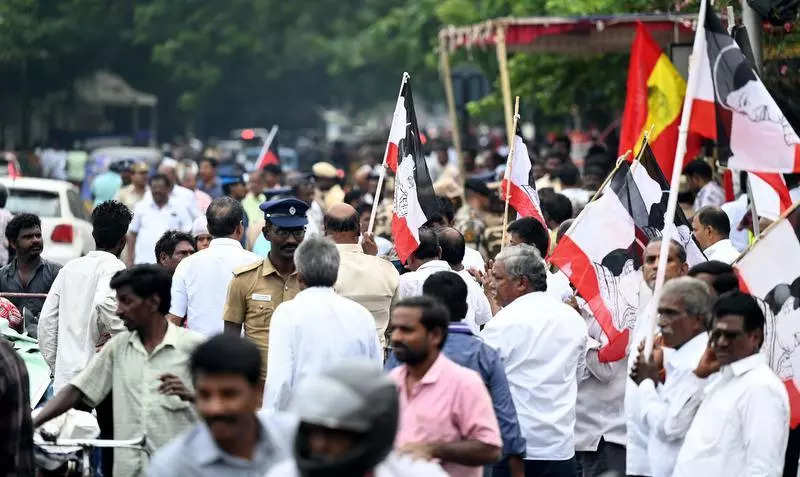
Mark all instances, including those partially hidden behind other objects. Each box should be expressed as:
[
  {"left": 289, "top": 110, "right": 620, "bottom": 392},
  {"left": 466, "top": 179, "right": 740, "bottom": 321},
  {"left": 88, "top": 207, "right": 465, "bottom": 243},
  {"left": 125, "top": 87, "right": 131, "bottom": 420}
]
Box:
[{"left": 1, "top": 134, "right": 798, "bottom": 477}]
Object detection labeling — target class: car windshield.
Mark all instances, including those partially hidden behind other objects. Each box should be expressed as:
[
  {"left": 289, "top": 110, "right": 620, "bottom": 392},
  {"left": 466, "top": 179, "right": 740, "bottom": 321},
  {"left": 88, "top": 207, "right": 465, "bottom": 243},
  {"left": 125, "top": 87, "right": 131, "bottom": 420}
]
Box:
[{"left": 6, "top": 189, "right": 61, "bottom": 217}]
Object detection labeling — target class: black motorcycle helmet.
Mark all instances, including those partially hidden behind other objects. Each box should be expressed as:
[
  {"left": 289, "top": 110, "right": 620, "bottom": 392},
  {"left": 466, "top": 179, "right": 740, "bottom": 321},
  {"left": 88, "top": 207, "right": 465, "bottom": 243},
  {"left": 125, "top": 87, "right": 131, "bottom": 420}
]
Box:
[{"left": 290, "top": 360, "right": 399, "bottom": 477}]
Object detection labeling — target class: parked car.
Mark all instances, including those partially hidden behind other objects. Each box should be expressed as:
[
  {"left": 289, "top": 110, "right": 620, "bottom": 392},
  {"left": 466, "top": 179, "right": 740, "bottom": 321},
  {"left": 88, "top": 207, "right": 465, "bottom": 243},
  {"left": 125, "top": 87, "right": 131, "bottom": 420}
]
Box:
[{"left": 0, "top": 178, "right": 94, "bottom": 265}]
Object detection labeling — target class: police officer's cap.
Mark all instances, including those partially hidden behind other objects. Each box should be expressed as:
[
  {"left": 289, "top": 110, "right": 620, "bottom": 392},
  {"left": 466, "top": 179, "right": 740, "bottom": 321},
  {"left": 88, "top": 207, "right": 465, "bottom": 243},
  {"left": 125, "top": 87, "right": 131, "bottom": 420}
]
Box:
[
  {"left": 260, "top": 198, "right": 309, "bottom": 228},
  {"left": 465, "top": 177, "right": 491, "bottom": 197}
]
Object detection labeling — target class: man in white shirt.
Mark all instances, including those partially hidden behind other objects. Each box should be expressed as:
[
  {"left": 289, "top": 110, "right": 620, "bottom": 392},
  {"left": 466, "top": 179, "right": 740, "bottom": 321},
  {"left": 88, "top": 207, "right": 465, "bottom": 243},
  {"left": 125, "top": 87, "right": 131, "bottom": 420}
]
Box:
[
  {"left": 629, "top": 277, "right": 713, "bottom": 477},
  {"left": 685, "top": 159, "right": 725, "bottom": 212},
  {"left": 625, "top": 238, "right": 689, "bottom": 477},
  {"left": 263, "top": 236, "right": 382, "bottom": 412},
  {"left": 156, "top": 158, "right": 202, "bottom": 219},
  {"left": 395, "top": 227, "right": 492, "bottom": 334},
  {"left": 127, "top": 174, "right": 193, "bottom": 265},
  {"left": 325, "top": 203, "right": 399, "bottom": 348},
  {"left": 38, "top": 200, "right": 132, "bottom": 392},
  {"left": 481, "top": 244, "right": 587, "bottom": 476},
  {"left": 692, "top": 206, "right": 741, "bottom": 264},
  {"left": 673, "top": 292, "right": 790, "bottom": 477},
  {"left": 166, "top": 197, "right": 260, "bottom": 335}
]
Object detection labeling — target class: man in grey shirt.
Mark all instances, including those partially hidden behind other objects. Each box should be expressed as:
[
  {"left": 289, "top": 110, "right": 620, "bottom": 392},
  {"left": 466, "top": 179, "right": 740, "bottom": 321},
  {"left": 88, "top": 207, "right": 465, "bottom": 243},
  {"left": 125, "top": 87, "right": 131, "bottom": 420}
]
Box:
[
  {"left": 147, "top": 334, "right": 296, "bottom": 476},
  {"left": 0, "top": 213, "right": 61, "bottom": 336}
]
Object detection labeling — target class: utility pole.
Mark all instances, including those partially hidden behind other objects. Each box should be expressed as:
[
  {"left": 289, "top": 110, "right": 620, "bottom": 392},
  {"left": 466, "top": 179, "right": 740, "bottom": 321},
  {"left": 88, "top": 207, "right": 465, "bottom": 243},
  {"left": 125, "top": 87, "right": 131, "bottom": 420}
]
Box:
[{"left": 741, "top": 0, "right": 763, "bottom": 72}]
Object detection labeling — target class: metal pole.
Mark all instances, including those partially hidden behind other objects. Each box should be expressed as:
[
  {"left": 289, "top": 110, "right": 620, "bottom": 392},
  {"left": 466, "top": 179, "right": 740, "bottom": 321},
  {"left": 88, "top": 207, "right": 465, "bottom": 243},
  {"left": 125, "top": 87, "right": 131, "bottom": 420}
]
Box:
[
  {"left": 741, "top": 0, "right": 762, "bottom": 72},
  {"left": 495, "top": 24, "right": 514, "bottom": 147}
]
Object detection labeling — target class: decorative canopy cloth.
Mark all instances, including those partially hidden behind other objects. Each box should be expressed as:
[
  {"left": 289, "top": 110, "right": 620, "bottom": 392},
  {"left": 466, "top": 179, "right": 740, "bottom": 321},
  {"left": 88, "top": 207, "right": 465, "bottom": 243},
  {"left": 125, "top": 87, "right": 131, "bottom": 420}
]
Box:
[{"left": 439, "top": 14, "right": 698, "bottom": 55}]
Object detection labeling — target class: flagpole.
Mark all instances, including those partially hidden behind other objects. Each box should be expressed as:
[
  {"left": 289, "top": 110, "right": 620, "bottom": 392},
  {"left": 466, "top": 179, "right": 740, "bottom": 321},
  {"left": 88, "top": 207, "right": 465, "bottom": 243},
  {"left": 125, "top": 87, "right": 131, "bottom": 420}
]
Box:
[
  {"left": 500, "top": 96, "right": 520, "bottom": 251},
  {"left": 745, "top": 173, "right": 761, "bottom": 237},
  {"left": 368, "top": 72, "right": 410, "bottom": 235},
  {"left": 645, "top": 0, "right": 709, "bottom": 358},
  {"left": 732, "top": 199, "right": 800, "bottom": 264},
  {"left": 255, "top": 125, "right": 279, "bottom": 168}
]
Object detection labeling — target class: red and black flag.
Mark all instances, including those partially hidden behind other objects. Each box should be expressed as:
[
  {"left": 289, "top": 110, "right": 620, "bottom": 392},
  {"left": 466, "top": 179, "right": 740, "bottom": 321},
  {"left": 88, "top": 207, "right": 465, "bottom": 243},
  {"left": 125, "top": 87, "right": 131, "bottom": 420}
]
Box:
[{"left": 390, "top": 77, "right": 439, "bottom": 263}]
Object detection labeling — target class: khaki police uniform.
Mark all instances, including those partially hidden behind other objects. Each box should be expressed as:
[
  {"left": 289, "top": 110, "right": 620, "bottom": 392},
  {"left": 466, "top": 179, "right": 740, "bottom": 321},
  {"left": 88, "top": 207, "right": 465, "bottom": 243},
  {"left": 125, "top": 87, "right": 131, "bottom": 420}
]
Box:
[
  {"left": 333, "top": 243, "right": 399, "bottom": 348},
  {"left": 223, "top": 256, "right": 300, "bottom": 383}
]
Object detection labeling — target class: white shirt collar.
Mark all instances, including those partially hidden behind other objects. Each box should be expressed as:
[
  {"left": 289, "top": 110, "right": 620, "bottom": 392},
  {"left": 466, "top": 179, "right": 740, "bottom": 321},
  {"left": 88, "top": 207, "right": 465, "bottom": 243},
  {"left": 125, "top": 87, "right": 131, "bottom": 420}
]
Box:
[
  {"left": 208, "top": 237, "right": 244, "bottom": 249},
  {"left": 728, "top": 352, "right": 766, "bottom": 377},
  {"left": 417, "top": 260, "right": 451, "bottom": 271},
  {"left": 666, "top": 331, "right": 708, "bottom": 371},
  {"left": 704, "top": 238, "right": 733, "bottom": 254}
]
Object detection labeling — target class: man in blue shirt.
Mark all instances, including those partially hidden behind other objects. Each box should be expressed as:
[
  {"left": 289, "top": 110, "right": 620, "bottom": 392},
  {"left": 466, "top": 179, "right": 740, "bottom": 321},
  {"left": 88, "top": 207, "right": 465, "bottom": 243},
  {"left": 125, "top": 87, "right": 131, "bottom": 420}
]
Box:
[{"left": 386, "top": 270, "right": 526, "bottom": 475}]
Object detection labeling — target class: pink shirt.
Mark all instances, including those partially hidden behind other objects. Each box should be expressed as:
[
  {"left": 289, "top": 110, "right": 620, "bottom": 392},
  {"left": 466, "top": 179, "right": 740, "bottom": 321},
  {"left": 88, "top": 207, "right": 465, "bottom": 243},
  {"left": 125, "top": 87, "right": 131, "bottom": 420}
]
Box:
[{"left": 390, "top": 353, "right": 502, "bottom": 477}]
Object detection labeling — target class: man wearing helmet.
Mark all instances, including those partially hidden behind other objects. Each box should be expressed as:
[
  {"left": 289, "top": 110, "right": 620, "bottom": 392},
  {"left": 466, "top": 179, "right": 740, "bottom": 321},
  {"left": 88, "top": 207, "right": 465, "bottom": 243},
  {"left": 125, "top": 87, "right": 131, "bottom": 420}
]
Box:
[{"left": 266, "top": 359, "right": 448, "bottom": 477}]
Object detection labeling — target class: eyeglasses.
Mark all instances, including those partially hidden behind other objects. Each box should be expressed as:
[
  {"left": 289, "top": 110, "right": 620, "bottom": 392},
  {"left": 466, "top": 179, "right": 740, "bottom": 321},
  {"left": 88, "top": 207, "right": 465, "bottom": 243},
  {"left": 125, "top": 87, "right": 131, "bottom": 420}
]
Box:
[{"left": 272, "top": 227, "right": 306, "bottom": 240}]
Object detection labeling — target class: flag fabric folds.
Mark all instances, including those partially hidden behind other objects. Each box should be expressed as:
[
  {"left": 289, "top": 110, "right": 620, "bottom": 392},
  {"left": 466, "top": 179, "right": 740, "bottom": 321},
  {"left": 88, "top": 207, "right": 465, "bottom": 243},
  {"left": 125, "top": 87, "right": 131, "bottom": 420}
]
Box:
[
  {"left": 749, "top": 172, "right": 793, "bottom": 221},
  {"left": 551, "top": 144, "right": 705, "bottom": 361},
  {"left": 385, "top": 80, "right": 410, "bottom": 173},
  {"left": 255, "top": 138, "right": 280, "bottom": 169},
  {"left": 618, "top": 22, "right": 692, "bottom": 176},
  {"left": 390, "top": 78, "right": 439, "bottom": 263},
  {"left": 687, "top": 5, "right": 800, "bottom": 173},
  {"left": 735, "top": 203, "right": 800, "bottom": 427},
  {"left": 500, "top": 123, "right": 547, "bottom": 231}
]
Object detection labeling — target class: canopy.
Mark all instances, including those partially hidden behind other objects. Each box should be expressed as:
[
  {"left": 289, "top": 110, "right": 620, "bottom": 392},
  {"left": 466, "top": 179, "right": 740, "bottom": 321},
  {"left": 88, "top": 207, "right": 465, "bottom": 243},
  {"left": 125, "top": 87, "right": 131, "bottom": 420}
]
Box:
[
  {"left": 440, "top": 14, "right": 697, "bottom": 55},
  {"left": 437, "top": 13, "right": 700, "bottom": 157}
]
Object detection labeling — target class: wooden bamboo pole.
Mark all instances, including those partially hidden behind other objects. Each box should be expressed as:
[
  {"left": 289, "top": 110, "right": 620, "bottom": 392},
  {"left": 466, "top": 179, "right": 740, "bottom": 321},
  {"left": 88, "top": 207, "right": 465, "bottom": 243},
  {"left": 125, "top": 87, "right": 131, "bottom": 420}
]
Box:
[
  {"left": 439, "top": 33, "right": 464, "bottom": 178},
  {"left": 500, "top": 96, "right": 521, "bottom": 251},
  {"left": 495, "top": 24, "right": 514, "bottom": 147}
]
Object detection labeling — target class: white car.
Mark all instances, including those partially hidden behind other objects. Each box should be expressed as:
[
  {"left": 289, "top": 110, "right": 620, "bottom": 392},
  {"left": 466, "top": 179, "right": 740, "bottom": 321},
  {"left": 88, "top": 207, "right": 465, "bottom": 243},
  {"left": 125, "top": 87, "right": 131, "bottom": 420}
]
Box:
[{"left": 0, "top": 178, "right": 94, "bottom": 265}]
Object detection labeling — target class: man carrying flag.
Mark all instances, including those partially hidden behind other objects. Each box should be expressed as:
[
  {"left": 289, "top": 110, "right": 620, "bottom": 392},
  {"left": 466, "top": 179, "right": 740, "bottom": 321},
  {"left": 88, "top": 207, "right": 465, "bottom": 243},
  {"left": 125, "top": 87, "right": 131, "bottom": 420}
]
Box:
[
  {"left": 619, "top": 23, "right": 697, "bottom": 176},
  {"left": 389, "top": 77, "right": 440, "bottom": 263}
]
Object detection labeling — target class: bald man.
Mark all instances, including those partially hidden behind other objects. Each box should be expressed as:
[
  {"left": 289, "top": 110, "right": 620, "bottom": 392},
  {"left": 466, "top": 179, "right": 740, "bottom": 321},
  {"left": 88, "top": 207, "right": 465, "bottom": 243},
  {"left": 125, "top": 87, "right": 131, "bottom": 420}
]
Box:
[{"left": 325, "top": 204, "right": 399, "bottom": 348}]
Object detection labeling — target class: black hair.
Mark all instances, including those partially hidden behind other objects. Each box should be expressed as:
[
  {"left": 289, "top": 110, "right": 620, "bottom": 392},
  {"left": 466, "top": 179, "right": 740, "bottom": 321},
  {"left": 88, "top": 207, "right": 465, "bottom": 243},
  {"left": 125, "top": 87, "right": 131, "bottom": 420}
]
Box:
[
  {"left": 0, "top": 184, "right": 8, "bottom": 208},
  {"left": 92, "top": 200, "right": 133, "bottom": 250},
  {"left": 393, "top": 295, "right": 450, "bottom": 349},
  {"left": 649, "top": 238, "right": 688, "bottom": 264},
  {"left": 540, "top": 193, "right": 573, "bottom": 225},
  {"left": 695, "top": 206, "right": 731, "bottom": 238},
  {"left": 545, "top": 151, "right": 569, "bottom": 164},
  {"left": 6, "top": 213, "right": 40, "bottom": 243},
  {"left": 688, "top": 260, "right": 740, "bottom": 296},
  {"left": 413, "top": 228, "right": 440, "bottom": 261},
  {"left": 110, "top": 265, "right": 172, "bottom": 314},
  {"left": 507, "top": 217, "right": 549, "bottom": 258},
  {"left": 190, "top": 334, "right": 262, "bottom": 385},
  {"left": 324, "top": 208, "right": 359, "bottom": 233},
  {"left": 206, "top": 196, "right": 245, "bottom": 238},
  {"left": 684, "top": 159, "right": 713, "bottom": 181},
  {"left": 343, "top": 189, "right": 363, "bottom": 205},
  {"left": 712, "top": 291, "right": 765, "bottom": 335},
  {"left": 263, "top": 164, "right": 282, "bottom": 176},
  {"left": 425, "top": 196, "right": 456, "bottom": 227},
  {"left": 423, "top": 271, "right": 468, "bottom": 323},
  {"left": 437, "top": 228, "right": 465, "bottom": 266},
  {"left": 199, "top": 157, "right": 218, "bottom": 169},
  {"left": 149, "top": 173, "right": 172, "bottom": 188},
  {"left": 154, "top": 230, "right": 195, "bottom": 263},
  {"left": 557, "top": 161, "right": 580, "bottom": 187}
]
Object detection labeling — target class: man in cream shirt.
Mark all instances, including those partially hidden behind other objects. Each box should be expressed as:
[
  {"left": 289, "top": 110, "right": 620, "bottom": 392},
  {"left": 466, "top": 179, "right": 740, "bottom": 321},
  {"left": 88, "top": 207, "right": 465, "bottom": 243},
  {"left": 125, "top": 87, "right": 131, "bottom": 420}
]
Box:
[
  {"left": 691, "top": 206, "right": 741, "bottom": 264},
  {"left": 325, "top": 203, "right": 398, "bottom": 347}
]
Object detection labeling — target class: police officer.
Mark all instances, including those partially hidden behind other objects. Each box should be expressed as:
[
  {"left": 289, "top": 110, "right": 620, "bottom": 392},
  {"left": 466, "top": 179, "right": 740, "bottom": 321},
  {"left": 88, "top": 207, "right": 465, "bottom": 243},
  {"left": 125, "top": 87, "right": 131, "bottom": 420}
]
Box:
[{"left": 223, "top": 198, "right": 307, "bottom": 397}]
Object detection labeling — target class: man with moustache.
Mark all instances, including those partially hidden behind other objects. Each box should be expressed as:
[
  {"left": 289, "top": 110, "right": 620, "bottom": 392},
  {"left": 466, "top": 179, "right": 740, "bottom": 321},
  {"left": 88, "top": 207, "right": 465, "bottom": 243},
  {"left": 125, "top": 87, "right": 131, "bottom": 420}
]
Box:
[
  {"left": 625, "top": 239, "right": 689, "bottom": 477},
  {"left": 223, "top": 198, "right": 306, "bottom": 396},
  {"left": 33, "top": 265, "right": 204, "bottom": 477},
  {"left": 629, "top": 277, "right": 713, "bottom": 477},
  {"left": 673, "top": 292, "right": 790, "bottom": 477},
  {"left": 147, "top": 334, "right": 296, "bottom": 476},
  {"left": 389, "top": 295, "right": 502, "bottom": 477}
]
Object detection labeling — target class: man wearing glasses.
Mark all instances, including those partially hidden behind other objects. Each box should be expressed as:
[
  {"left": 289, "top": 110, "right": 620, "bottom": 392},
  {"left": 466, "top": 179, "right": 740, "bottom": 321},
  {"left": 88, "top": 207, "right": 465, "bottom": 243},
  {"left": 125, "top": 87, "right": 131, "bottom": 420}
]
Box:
[{"left": 223, "top": 197, "right": 307, "bottom": 402}]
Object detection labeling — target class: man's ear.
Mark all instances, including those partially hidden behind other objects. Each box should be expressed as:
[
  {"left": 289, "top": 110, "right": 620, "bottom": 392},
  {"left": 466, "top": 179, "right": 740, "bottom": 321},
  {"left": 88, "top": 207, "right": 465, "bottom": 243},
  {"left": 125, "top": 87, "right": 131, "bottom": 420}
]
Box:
[{"left": 147, "top": 293, "right": 162, "bottom": 314}]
